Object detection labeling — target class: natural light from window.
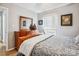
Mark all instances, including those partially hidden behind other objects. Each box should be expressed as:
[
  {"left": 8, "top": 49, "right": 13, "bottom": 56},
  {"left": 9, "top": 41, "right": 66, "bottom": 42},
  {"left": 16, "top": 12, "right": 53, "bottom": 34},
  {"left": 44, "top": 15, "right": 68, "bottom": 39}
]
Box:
[{"left": 42, "top": 15, "right": 58, "bottom": 34}]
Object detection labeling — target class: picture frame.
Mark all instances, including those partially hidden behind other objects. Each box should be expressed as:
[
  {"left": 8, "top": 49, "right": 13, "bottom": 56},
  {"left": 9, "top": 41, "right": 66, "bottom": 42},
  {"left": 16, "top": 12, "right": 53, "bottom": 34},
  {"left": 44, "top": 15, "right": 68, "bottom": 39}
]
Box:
[
  {"left": 38, "top": 20, "right": 43, "bottom": 25},
  {"left": 61, "top": 14, "right": 72, "bottom": 26}
]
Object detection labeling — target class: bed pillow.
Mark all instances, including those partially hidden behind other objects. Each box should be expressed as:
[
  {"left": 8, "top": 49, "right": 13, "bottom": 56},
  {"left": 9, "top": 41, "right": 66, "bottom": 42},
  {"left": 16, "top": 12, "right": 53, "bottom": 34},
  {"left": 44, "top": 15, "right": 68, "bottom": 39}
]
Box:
[
  {"left": 19, "top": 31, "right": 40, "bottom": 40},
  {"left": 29, "top": 30, "right": 41, "bottom": 36},
  {"left": 38, "top": 26, "right": 45, "bottom": 34},
  {"left": 75, "top": 35, "right": 79, "bottom": 45}
]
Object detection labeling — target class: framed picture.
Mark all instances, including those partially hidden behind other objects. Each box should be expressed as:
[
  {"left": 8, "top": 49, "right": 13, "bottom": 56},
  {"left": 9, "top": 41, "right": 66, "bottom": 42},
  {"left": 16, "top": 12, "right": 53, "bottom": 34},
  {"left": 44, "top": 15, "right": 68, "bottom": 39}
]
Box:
[
  {"left": 61, "top": 14, "right": 72, "bottom": 26},
  {"left": 38, "top": 20, "right": 43, "bottom": 25}
]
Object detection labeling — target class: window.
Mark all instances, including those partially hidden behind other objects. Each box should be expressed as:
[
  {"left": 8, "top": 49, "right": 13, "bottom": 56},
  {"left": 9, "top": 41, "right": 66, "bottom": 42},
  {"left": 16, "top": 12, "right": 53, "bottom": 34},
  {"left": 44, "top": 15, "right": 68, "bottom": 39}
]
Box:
[
  {"left": 43, "top": 15, "right": 57, "bottom": 29},
  {"left": 42, "top": 15, "right": 58, "bottom": 34}
]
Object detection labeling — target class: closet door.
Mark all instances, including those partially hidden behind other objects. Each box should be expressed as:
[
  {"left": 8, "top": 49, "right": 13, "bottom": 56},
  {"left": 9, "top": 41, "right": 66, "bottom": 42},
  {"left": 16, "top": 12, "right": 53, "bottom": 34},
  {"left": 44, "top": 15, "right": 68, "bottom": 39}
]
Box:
[
  {"left": 3, "top": 8, "right": 8, "bottom": 51},
  {"left": 0, "top": 10, "right": 6, "bottom": 56},
  {"left": 0, "top": 6, "right": 8, "bottom": 51}
]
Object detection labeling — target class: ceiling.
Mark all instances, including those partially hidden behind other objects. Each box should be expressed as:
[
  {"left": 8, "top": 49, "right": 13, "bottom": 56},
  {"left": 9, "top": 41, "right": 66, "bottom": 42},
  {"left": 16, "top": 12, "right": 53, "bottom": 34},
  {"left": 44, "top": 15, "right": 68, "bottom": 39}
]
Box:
[{"left": 14, "top": 3, "right": 70, "bottom": 13}]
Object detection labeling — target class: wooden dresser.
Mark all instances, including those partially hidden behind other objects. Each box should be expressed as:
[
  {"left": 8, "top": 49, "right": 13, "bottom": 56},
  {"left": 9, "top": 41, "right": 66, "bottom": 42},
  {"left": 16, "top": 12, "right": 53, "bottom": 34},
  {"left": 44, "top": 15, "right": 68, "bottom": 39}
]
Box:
[
  {"left": 15, "top": 31, "right": 20, "bottom": 50},
  {"left": 15, "top": 28, "right": 38, "bottom": 50},
  {"left": 15, "top": 30, "right": 30, "bottom": 50}
]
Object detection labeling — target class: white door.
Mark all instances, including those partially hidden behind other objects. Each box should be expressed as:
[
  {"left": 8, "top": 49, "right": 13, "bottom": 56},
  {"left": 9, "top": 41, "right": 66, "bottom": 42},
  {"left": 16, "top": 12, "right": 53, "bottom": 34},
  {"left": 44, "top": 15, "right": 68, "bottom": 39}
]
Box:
[{"left": 0, "top": 6, "right": 8, "bottom": 51}]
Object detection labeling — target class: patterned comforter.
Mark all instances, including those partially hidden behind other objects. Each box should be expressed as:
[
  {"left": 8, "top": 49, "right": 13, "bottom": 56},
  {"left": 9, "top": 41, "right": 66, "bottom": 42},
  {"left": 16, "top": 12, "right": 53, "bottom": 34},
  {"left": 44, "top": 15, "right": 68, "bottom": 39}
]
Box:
[{"left": 31, "top": 35, "right": 79, "bottom": 56}]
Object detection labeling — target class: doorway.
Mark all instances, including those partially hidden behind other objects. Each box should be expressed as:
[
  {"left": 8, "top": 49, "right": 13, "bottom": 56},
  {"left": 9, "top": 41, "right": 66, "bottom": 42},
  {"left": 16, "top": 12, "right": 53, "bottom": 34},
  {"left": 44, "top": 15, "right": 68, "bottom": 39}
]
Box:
[{"left": 0, "top": 6, "right": 8, "bottom": 51}]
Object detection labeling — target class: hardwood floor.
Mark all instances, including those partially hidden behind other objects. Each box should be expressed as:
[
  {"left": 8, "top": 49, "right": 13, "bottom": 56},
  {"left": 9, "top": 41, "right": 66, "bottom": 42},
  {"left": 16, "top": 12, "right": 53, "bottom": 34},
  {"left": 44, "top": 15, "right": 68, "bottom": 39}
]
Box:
[{"left": 6, "top": 49, "right": 18, "bottom": 56}]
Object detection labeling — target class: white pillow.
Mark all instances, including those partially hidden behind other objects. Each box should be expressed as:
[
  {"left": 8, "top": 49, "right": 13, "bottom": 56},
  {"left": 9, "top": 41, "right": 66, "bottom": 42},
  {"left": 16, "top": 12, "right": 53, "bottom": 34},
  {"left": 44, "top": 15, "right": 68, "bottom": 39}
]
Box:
[
  {"left": 75, "top": 35, "right": 79, "bottom": 45},
  {"left": 38, "top": 26, "right": 45, "bottom": 34}
]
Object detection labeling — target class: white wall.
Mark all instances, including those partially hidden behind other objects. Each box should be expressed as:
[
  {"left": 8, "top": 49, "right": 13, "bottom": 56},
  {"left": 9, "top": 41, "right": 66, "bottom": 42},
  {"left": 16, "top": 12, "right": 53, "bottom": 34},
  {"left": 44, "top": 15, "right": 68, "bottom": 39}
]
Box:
[
  {"left": 38, "top": 4, "right": 79, "bottom": 37},
  {"left": 0, "top": 3, "right": 37, "bottom": 50}
]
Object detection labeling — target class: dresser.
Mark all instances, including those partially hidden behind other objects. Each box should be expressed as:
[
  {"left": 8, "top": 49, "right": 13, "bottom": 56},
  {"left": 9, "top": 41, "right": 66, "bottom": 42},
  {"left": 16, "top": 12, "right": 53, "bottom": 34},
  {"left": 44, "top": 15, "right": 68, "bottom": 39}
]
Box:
[{"left": 15, "top": 29, "right": 30, "bottom": 50}]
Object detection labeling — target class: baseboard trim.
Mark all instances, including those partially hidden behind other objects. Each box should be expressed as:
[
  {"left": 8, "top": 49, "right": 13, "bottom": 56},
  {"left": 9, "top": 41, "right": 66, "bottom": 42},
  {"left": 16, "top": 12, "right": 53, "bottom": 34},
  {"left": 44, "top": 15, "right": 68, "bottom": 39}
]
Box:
[{"left": 7, "top": 48, "right": 15, "bottom": 51}]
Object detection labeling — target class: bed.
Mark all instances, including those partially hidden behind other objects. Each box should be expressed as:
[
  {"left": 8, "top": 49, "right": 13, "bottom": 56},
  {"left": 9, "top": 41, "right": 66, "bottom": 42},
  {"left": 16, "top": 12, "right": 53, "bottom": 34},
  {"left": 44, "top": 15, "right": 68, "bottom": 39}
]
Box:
[{"left": 17, "top": 33, "right": 79, "bottom": 56}]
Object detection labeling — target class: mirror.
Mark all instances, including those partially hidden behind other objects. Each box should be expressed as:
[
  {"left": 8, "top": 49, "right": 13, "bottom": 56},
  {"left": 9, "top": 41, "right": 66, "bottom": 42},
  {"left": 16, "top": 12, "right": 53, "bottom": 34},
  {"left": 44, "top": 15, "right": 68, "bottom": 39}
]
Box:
[{"left": 19, "top": 16, "right": 33, "bottom": 30}]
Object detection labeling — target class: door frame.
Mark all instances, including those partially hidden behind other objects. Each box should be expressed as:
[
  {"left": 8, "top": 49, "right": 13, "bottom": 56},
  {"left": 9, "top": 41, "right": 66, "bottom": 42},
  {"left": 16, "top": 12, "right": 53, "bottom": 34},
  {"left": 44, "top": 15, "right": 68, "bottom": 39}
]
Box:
[{"left": 0, "top": 6, "right": 8, "bottom": 51}]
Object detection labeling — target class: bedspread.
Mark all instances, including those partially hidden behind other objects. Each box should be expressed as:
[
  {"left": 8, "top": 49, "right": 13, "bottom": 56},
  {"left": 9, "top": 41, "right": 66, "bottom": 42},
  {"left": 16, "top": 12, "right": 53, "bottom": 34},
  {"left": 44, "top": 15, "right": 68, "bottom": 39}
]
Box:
[
  {"left": 18, "top": 33, "right": 53, "bottom": 56},
  {"left": 31, "top": 36, "right": 79, "bottom": 56}
]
